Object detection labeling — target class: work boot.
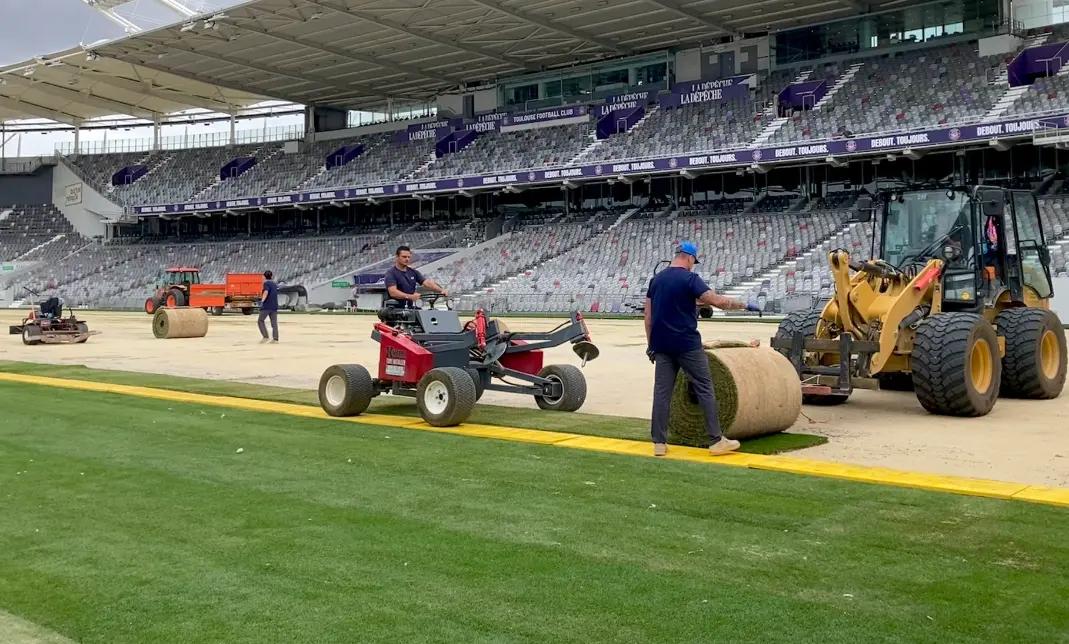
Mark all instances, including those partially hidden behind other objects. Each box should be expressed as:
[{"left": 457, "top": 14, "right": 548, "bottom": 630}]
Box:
[
  {"left": 708, "top": 438, "right": 741, "bottom": 456},
  {"left": 260, "top": 337, "right": 270, "bottom": 344},
  {"left": 653, "top": 443, "right": 667, "bottom": 457},
  {"left": 271, "top": 339, "right": 279, "bottom": 343}
]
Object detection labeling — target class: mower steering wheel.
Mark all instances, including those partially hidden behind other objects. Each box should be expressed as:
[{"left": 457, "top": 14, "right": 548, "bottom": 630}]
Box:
[{"left": 423, "top": 293, "right": 453, "bottom": 311}]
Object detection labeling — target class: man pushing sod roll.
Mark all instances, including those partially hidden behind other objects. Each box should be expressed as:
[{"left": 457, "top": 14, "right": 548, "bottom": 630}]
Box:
[{"left": 644, "top": 241, "right": 761, "bottom": 457}]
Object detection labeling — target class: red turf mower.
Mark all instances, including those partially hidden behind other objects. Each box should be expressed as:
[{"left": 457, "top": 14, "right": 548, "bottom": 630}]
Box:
[
  {"left": 8, "top": 292, "right": 92, "bottom": 345},
  {"left": 318, "top": 295, "right": 600, "bottom": 426}
]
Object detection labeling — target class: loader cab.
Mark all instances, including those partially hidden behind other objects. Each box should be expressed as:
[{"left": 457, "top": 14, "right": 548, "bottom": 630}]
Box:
[{"left": 876, "top": 187, "right": 1054, "bottom": 310}]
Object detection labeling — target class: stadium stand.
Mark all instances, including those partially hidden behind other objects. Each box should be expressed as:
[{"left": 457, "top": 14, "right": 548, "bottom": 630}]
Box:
[
  {"left": 0, "top": 204, "right": 84, "bottom": 263},
  {"left": 419, "top": 123, "right": 593, "bottom": 178}
]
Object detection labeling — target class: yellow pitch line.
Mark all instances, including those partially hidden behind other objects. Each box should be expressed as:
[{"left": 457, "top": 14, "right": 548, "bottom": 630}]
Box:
[{"left": 1, "top": 371, "right": 1066, "bottom": 508}]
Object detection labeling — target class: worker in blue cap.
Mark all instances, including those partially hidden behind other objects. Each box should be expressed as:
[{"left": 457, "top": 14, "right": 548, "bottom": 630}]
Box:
[{"left": 645, "top": 241, "right": 760, "bottom": 457}]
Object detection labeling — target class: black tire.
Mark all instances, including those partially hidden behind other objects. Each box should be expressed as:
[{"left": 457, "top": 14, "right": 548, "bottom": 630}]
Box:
[
  {"left": 996, "top": 308, "right": 1067, "bottom": 399},
  {"left": 168, "top": 288, "right": 187, "bottom": 307},
  {"left": 75, "top": 322, "right": 89, "bottom": 343},
  {"left": 21, "top": 324, "right": 42, "bottom": 346},
  {"left": 534, "top": 364, "right": 587, "bottom": 412},
  {"left": 318, "top": 364, "right": 375, "bottom": 417},
  {"left": 877, "top": 372, "right": 914, "bottom": 391},
  {"left": 465, "top": 367, "right": 486, "bottom": 401},
  {"left": 416, "top": 367, "right": 477, "bottom": 427},
  {"left": 211, "top": 307, "right": 225, "bottom": 316},
  {"left": 774, "top": 309, "right": 850, "bottom": 405},
  {"left": 242, "top": 307, "right": 254, "bottom": 316},
  {"left": 912, "top": 312, "right": 1001, "bottom": 416}
]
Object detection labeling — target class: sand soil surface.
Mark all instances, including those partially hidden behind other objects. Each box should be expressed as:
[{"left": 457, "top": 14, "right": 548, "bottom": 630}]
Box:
[{"left": 3, "top": 310, "right": 1067, "bottom": 487}]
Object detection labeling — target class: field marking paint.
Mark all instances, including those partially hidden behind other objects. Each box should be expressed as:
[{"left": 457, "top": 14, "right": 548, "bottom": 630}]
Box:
[{"left": 1, "top": 372, "right": 1065, "bottom": 508}]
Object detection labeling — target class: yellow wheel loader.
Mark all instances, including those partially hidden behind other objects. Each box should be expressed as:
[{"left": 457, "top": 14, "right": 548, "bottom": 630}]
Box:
[{"left": 772, "top": 186, "right": 1067, "bottom": 417}]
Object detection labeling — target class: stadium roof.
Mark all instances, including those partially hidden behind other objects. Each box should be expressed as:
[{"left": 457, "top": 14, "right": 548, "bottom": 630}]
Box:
[{"left": 3, "top": 0, "right": 897, "bottom": 122}]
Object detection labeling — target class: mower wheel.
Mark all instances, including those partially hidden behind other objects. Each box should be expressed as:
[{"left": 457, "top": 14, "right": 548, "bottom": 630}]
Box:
[
  {"left": 318, "top": 364, "right": 375, "bottom": 417},
  {"left": 75, "top": 322, "right": 90, "bottom": 343},
  {"left": 465, "top": 367, "right": 486, "bottom": 401},
  {"left": 534, "top": 364, "right": 587, "bottom": 412},
  {"left": 417, "top": 367, "right": 477, "bottom": 427},
  {"left": 22, "top": 324, "right": 42, "bottom": 346}
]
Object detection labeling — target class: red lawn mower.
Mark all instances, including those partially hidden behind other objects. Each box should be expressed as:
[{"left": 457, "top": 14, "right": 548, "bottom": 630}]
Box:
[{"left": 318, "top": 295, "right": 600, "bottom": 426}]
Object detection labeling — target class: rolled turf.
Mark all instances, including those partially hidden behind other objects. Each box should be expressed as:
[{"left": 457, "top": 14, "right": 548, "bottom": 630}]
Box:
[
  {"left": 668, "top": 343, "right": 802, "bottom": 445},
  {"left": 152, "top": 307, "right": 209, "bottom": 339}
]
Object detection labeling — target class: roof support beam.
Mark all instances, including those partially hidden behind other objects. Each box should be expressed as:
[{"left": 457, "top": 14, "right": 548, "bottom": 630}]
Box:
[
  {"left": 104, "top": 47, "right": 280, "bottom": 100},
  {"left": 644, "top": 0, "right": 740, "bottom": 37},
  {"left": 467, "top": 0, "right": 631, "bottom": 55},
  {"left": 0, "top": 73, "right": 156, "bottom": 120},
  {"left": 72, "top": 68, "right": 238, "bottom": 113},
  {"left": 299, "top": 0, "right": 536, "bottom": 71},
  {"left": 840, "top": 0, "right": 869, "bottom": 11},
  {"left": 216, "top": 20, "right": 467, "bottom": 86},
  {"left": 0, "top": 95, "right": 80, "bottom": 124}
]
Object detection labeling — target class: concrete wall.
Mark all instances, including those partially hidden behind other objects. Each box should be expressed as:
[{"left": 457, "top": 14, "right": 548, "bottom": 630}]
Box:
[
  {"left": 979, "top": 33, "right": 1022, "bottom": 58},
  {"left": 676, "top": 37, "right": 771, "bottom": 83},
  {"left": 311, "top": 117, "right": 435, "bottom": 144},
  {"left": 0, "top": 165, "right": 54, "bottom": 204},
  {"left": 50, "top": 159, "right": 116, "bottom": 239}
]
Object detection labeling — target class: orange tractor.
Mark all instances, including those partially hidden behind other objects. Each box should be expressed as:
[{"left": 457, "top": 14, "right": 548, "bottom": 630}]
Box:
[{"left": 144, "top": 267, "right": 262, "bottom": 316}]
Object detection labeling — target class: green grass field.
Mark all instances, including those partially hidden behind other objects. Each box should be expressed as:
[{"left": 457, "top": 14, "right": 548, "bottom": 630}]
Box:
[{"left": 1, "top": 371, "right": 1068, "bottom": 643}]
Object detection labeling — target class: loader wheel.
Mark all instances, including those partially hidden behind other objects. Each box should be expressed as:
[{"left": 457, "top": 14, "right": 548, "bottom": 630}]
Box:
[
  {"left": 22, "top": 325, "right": 42, "bottom": 346},
  {"left": 534, "top": 364, "right": 587, "bottom": 412},
  {"left": 167, "top": 288, "right": 187, "bottom": 308},
  {"left": 912, "top": 313, "right": 1000, "bottom": 416},
  {"left": 996, "top": 308, "right": 1067, "bottom": 399},
  {"left": 775, "top": 309, "right": 849, "bottom": 405},
  {"left": 318, "top": 364, "right": 375, "bottom": 417},
  {"left": 417, "top": 367, "right": 477, "bottom": 427},
  {"left": 144, "top": 298, "right": 158, "bottom": 314},
  {"left": 75, "top": 322, "right": 89, "bottom": 343},
  {"left": 465, "top": 367, "right": 486, "bottom": 401}
]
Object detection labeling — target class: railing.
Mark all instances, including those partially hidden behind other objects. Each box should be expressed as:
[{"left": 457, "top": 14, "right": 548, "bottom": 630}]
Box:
[
  {"left": 55, "top": 124, "right": 304, "bottom": 156},
  {"left": 0, "top": 157, "right": 53, "bottom": 174}
]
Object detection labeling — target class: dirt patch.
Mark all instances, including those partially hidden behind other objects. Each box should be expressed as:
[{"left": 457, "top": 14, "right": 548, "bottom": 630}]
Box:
[{"left": 2, "top": 309, "right": 1066, "bottom": 487}]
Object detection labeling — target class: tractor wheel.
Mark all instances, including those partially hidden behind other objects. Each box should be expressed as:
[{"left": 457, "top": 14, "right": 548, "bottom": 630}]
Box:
[
  {"left": 877, "top": 372, "right": 914, "bottom": 391},
  {"left": 22, "top": 325, "right": 42, "bottom": 346},
  {"left": 167, "top": 288, "right": 187, "bottom": 308},
  {"left": 416, "top": 367, "right": 477, "bottom": 427},
  {"left": 996, "top": 308, "right": 1067, "bottom": 399},
  {"left": 465, "top": 367, "right": 486, "bottom": 401},
  {"left": 75, "top": 322, "right": 89, "bottom": 343},
  {"left": 144, "top": 298, "right": 158, "bottom": 315},
  {"left": 912, "top": 313, "right": 1001, "bottom": 417},
  {"left": 318, "top": 364, "right": 375, "bottom": 417},
  {"left": 534, "top": 364, "right": 587, "bottom": 412},
  {"left": 775, "top": 309, "right": 849, "bottom": 406}
]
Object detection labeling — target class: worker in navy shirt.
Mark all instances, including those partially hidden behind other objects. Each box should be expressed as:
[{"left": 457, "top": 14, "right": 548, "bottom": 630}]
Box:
[
  {"left": 645, "top": 241, "right": 758, "bottom": 457},
  {"left": 258, "top": 270, "right": 279, "bottom": 343},
  {"left": 384, "top": 245, "right": 448, "bottom": 307}
]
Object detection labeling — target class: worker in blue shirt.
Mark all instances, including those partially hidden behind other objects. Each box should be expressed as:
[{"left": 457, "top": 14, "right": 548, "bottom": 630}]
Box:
[
  {"left": 645, "top": 241, "right": 759, "bottom": 457},
  {"left": 258, "top": 270, "right": 279, "bottom": 343},
  {"left": 384, "top": 245, "right": 448, "bottom": 307}
]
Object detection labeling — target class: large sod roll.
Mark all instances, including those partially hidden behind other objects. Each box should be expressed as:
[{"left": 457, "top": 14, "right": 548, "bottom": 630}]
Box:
[
  {"left": 668, "top": 343, "right": 802, "bottom": 445},
  {"left": 152, "top": 307, "right": 209, "bottom": 339}
]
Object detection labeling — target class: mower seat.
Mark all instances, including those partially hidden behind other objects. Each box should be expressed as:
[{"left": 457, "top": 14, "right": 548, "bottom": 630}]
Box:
[{"left": 39, "top": 297, "right": 62, "bottom": 320}]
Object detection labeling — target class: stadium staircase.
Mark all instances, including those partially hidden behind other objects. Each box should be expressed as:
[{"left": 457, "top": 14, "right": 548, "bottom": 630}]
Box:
[
  {"left": 190, "top": 143, "right": 275, "bottom": 200},
  {"left": 571, "top": 105, "right": 661, "bottom": 164},
  {"left": 982, "top": 33, "right": 1055, "bottom": 122},
  {"left": 752, "top": 70, "right": 813, "bottom": 145}
]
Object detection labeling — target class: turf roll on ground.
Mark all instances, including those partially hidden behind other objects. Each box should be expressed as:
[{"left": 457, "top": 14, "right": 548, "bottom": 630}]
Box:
[
  {"left": 152, "top": 307, "right": 209, "bottom": 339},
  {"left": 668, "top": 341, "right": 802, "bottom": 445}
]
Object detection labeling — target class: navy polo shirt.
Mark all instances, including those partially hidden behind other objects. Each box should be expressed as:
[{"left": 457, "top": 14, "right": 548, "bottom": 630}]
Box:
[
  {"left": 646, "top": 267, "right": 711, "bottom": 354},
  {"left": 384, "top": 266, "right": 425, "bottom": 306}
]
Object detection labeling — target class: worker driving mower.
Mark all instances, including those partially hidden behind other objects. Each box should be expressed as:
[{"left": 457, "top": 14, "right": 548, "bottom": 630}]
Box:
[{"left": 318, "top": 293, "right": 599, "bottom": 426}]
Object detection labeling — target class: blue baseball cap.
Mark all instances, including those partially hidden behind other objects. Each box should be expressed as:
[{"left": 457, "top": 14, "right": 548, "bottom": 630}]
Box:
[{"left": 677, "top": 241, "right": 700, "bottom": 264}]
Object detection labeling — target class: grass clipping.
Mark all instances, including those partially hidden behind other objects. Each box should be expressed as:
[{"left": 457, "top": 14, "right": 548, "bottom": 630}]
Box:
[
  {"left": 668, "top": 342, "right": 802, "bottom": 445},
  {"left": 152, "top": 307, "right": 209, "bottom": 339}
]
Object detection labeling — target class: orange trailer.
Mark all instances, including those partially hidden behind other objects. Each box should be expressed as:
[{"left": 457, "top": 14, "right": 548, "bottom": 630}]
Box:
[{"left": 145, "top": 268, "right": 263, "bottom": 315}]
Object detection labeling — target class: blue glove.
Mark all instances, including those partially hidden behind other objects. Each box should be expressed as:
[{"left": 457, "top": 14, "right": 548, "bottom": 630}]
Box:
[
  {"left": 646, "top": 347, "right": 656, "bottom": 363},
  {"left": 745, "top": 303, "right": 763, "bottom": 317}
]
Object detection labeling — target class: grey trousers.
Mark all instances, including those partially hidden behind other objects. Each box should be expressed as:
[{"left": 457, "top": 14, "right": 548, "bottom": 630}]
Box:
[
  {"left": 257, "top": 310, "right": 278, "bottom": 340},
  {"left": 651, "top": 349, "right": 723, "bottom": 444}
]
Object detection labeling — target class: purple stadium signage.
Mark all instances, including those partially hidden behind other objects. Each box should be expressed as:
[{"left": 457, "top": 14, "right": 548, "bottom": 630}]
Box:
[
  {"left": 500, "top": 105, "right": 588, "bottom": 127},
  {"left": 595, "top": 90, "right": 654, "bottom": 117},
  {"left": 129, "top": 112, "right": 1069, "bottom": 216},
  {"left": 660, "top": 75, "right": 752, "bottom": 109},
  {"left": 464, "top": 112, "right": 505, "bottom": 133}
]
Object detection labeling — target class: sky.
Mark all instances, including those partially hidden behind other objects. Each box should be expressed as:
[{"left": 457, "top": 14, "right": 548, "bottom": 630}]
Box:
[{"left": 0, "top": 0, "right": 240, "bottom": 67}]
